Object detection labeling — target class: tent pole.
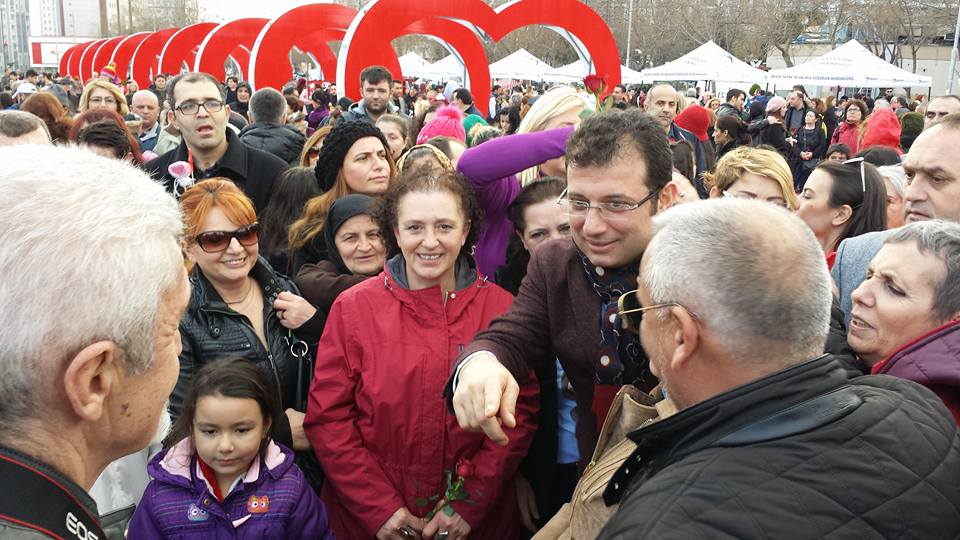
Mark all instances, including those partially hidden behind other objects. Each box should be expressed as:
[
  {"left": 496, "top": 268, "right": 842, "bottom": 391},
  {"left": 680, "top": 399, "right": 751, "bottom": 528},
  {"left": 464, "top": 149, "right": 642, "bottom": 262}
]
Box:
[
  {"left": 949, "top": 1, "right": 960, "bottom": 94},
  {"left": 625, "top": 0, "right": 635, "bottom": 68}
]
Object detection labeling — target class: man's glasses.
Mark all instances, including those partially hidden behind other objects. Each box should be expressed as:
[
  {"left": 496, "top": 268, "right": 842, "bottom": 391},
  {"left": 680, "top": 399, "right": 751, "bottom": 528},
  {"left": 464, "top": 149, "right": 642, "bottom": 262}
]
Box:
[
  {"left": 194, "top": 223, "right": 260, "bottom": 253},
  {"left": 616, "top": 289, "right": 696, "bottom": 334},
  {"left": 844, "top": 157, "right": 866, "bottom": 192},
  {"left": 175, "top": 99, "right": 225, "bottom": 115},
  {"left": 556, "top": 187, "right": 662, "bottom": 221}
]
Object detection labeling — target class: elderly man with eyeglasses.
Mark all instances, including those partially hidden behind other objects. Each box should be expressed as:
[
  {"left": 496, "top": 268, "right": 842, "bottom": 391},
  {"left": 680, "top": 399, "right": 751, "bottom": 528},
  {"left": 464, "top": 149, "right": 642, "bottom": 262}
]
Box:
[
  {"left": 596, "top": 197, "right": 960, "bottom": 539},
  {"left": 446, "top": 109, "right": 680, "bottom": 466},
  {"left": 145, "top": 72, "right": 287, "bottom": 213}
]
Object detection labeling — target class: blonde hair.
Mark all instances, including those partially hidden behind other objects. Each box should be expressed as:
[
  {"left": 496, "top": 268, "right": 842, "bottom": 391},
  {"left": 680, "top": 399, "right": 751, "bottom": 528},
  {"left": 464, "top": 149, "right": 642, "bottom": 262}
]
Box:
[
  {"left": 704, "top": 146, "right": 798, "bottom": 210},
  {"left": 79, "top": 79, "right": 129, "bottom": 116},
  {"left": 298, "top": 126, "right": 333, "bottom": 167},
  {"left": 516, "top": 86, "right": 586, "bottom": 186}
]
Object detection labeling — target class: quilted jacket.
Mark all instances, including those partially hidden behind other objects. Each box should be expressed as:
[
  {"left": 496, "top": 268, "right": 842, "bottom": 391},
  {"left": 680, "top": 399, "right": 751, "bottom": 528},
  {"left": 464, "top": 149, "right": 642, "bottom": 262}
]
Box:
[{"left": 599, "top": 355, "right": 960, "bottom": 539}]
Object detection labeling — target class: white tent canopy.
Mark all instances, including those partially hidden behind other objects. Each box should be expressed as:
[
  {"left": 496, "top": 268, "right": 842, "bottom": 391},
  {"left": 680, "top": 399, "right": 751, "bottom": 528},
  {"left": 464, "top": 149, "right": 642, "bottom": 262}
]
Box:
[
  {"left": 639, "top": 40, "right": 768, "bottom": 83},
  {"left": 766, "top": 40, "right": 932, "bottom": 87},
  {"left": 419, "top": 54, "right": 467, "bottom": 81},
  {"left": 398, "top": 52, "right": 433, "bottom": 78},
  {"left": 488, "top": 48, "right": 554, "bottom": 80},
  {"left": 542, "top": 60, "right": 645, "bottom": 85}
]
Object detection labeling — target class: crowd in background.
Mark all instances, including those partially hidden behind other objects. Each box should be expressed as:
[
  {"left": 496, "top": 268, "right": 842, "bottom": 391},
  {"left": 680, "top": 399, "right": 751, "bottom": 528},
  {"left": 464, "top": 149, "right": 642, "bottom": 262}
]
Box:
[{"left": 2, "top": 60, "right": 960, "bottom": 540}]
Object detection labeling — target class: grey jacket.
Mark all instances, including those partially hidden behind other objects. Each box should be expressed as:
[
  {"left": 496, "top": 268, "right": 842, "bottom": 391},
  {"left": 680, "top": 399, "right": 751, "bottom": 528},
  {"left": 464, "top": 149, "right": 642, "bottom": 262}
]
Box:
[{"left": 831, "top": 229, "right": 892, "bottom": 327}]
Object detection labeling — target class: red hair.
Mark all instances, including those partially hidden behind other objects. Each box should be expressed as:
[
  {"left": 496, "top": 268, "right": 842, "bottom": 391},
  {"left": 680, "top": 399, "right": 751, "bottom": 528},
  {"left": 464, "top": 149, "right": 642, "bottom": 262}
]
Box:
[
  {"left": 68, "top": 109, "right": 144, "bottom": 164},
  {"left": 180, "top": 179, "right": 257, "bottom": 242}
]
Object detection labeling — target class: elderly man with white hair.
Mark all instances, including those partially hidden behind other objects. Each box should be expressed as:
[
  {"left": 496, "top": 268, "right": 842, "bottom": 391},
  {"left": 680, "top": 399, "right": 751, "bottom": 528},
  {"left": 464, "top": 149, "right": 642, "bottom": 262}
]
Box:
[
  {"left": 598, "top": 198, "right": 960, "bottom": 539},
  {"left": 0, "top": 145, "right": 189, "bottom": 538}
]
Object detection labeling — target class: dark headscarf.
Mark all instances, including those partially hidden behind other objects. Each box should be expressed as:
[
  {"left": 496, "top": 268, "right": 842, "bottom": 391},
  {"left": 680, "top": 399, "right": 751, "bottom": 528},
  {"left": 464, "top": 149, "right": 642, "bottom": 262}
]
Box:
[
  {"left": 324, "top": 194, "right": 377, "bottom": 274},
  {"left": 314, "top": 120, "right": 389, "bottom": 192}
]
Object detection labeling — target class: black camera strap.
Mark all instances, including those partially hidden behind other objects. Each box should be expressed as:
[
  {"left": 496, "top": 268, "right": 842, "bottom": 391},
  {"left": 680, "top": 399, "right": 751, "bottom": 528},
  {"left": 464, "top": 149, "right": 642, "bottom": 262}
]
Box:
[{"left": 0, "top": 451, "right": 106, "bottom": 540}]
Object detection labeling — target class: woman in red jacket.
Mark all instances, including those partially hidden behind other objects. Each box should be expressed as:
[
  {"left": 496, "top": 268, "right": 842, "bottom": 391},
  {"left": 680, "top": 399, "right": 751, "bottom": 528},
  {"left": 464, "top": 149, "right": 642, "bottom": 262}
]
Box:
[
  {"left": 830, "top": 98, "right": 868, "bottom": 154},
  {"left": 304, "top": 171, "right": 539, "bottom": 540}
]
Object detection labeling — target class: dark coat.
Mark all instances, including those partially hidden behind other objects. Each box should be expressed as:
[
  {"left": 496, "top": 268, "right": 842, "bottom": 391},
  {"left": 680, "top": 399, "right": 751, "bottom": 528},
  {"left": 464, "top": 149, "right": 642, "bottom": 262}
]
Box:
[
  {"left": 173, "top": 257, "right": 325, "bottom": 446},
  {"left": 749, "top": 118, "right": 799, "bottom": 163},
  {"left": 599, "top": 355, "right": 960, "bottom": 539},
  {"left": 238, "top": 122, "right": 306, "bottom": 165},
  {"left": 144, "top": 129, "right": 287, "bottom": 213},
  {"left": 294, "top": 259, "right": 369, "bottom": 318}
]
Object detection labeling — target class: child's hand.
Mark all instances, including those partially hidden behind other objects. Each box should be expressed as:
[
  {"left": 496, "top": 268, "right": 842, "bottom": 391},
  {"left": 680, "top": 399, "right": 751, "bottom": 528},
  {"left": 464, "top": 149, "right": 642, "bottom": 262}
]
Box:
[{"left": 273, "top": 291, "right": 317, "bottom": 329}]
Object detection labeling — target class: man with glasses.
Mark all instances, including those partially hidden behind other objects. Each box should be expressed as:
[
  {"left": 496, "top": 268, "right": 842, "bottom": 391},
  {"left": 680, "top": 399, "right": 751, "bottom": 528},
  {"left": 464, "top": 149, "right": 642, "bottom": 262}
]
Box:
[
  {"left": 145, "top": 72, "right": 286, "bottom": 213},
  {"left": 597, "top": 198, "right": 960, "bottom": 539},
  {"left": 833, "top": 112, "right": 960, "bottom": 325},
  {"left": 447, "top": 109, "right": 678, "bottom": 462}
]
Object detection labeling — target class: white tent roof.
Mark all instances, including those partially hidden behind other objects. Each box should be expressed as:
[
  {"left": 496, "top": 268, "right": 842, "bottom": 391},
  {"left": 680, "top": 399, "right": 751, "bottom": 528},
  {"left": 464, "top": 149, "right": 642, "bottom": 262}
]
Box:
[
  {"left": 766, "top": 40, "right": 931, "bottom": 87},
  {"left": 638, "top": 41, "right": 768, "bottom": 83},
  {"left": 542, "top": 61, "right": 646, "bottom": 85},
  {"left": 398, "top": 52, "right": 433, "bottom": 78},
  {"left": 418, "top": 54, "right": 466, "bottom": 81},
  {"left": 488, "top": 49, "right": 554, "bottom": 80}
]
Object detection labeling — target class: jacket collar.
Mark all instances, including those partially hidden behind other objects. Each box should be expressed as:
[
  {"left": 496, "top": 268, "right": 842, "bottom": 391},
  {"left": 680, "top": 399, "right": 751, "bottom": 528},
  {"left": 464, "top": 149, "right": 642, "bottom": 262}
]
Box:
[
  {"left": 874, "top": 319, "right": 960, "bottom": 388},
  {"left": 171, "top": 129, "right": 249, "bottom": 179},
  {"left": 189, "top": 256, "right": 285, "bottom": 313},
  {"left": 152, "top": 437, "right": 292, "bottom": 491},
  {"left": 381, "top": 254, "right": 485, "bottom": 319}
]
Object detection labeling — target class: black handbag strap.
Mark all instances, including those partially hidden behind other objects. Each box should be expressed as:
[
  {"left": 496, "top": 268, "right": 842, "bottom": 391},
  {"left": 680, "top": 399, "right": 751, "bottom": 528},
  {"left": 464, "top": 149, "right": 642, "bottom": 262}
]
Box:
[{"left": 0, "top": 453, "right": 106, "bottom": 540}]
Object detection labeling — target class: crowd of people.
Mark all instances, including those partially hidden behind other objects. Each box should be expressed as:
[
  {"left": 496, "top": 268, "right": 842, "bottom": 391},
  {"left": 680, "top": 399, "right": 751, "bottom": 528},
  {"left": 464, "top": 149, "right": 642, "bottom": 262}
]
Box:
[{"left": 2, "top": 60, "right": 960, "bottom": 540}]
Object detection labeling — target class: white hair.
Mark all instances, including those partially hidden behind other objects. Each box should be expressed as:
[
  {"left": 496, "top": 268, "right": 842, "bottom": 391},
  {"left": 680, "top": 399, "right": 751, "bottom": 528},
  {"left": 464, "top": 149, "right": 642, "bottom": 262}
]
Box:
[
  {"left": 877, "top": 164, "right": 906, "bottom": 197},
  {"left": 0, "top": 145, "right": 183, "bottom": 428},
  {"left": 642, "top": 198, "right": 832, "bottom": 364}
]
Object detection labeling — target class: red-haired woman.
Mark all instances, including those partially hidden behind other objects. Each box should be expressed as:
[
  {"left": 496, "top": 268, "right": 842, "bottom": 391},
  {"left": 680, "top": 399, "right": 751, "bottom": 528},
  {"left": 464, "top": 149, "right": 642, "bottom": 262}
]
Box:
[
  {"left": 69, "top": 108, "right": 144, "bottom": 165},
  {"left": 19, "top": 92, "right": 74, "bottom": 144},
  {"left": 174, "top": 179, "right": 324, "bottom": 465}
]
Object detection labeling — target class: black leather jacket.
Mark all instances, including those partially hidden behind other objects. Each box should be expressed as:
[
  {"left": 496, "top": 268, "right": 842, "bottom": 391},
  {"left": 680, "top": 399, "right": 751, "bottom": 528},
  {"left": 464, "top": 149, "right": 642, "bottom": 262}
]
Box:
[{"left": 172, "top": 257, "right": 324, "bottom": 444}]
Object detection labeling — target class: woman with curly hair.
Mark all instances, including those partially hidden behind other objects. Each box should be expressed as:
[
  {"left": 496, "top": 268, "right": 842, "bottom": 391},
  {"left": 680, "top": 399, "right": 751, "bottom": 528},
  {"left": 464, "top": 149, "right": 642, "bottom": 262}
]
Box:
[{"left": 20, "top": 92, "right": 73, "bottom": 144}]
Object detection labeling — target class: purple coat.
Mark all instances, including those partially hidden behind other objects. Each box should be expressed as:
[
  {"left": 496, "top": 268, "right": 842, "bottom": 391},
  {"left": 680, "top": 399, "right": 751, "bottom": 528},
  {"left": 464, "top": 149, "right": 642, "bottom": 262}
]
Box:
[
  {"left": 129, "top": 439, "right": 333, "bottom": 539},
  {"left": 873, "top": 319, "right": 960, "bottom": 424},
  {"left": 456, "top": 125, "right": 575, "bottom": 277}
]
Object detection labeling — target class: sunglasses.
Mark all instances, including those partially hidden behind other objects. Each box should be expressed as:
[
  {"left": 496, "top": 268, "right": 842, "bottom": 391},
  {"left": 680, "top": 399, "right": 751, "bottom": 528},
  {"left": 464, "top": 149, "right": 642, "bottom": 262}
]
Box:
[
  {"left": 616, "top": 289, "right": 696, "bottom": 334},
  {"left": 843, "top": 157, "right": 866, "bottom": 192},
  {"left": 194, "top": 223, "right": 260, "bottom": 253}
]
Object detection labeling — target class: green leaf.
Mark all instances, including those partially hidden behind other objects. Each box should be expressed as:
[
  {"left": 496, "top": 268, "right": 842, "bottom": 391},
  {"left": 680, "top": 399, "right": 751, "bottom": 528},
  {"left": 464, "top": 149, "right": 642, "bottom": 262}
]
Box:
[{"left": 442, "top": 505, "right": 456, "bottom": 517}]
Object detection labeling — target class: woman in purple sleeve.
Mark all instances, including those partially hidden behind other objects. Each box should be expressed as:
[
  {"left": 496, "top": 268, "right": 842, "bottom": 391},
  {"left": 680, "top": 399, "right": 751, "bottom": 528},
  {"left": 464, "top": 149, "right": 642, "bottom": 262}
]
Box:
[{"left": 455, "top": 86, "right": 586, "bottom": 276}]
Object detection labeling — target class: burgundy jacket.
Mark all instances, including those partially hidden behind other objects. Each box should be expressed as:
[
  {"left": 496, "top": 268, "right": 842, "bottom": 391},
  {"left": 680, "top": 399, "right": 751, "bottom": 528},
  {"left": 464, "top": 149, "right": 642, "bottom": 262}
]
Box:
[{"left": 872, "top": 319, "right": 960, "bottom": 424}]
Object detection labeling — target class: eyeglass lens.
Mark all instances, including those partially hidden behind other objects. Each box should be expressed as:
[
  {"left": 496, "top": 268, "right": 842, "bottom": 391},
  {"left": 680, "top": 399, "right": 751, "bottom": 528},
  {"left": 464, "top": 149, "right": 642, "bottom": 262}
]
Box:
[{"left": 196, "top": 224, "right": 259, "bottom": 253}]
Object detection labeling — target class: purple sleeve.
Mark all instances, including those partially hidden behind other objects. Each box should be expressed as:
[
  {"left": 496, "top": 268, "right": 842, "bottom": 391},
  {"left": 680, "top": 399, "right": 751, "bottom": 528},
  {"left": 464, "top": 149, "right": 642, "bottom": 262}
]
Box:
[
  {"left": 127, "top": 483, "right": 165, "bottom": 540},
  {"left": 456, "top": 125, "right": 576, "bottom": 214},
  {"left": 286, "top": 469, "right": 335, "bottom": 540}
]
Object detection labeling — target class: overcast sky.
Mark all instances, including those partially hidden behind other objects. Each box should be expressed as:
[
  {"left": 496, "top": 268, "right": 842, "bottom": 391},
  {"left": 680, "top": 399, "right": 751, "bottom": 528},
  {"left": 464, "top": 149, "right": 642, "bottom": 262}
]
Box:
[{"left": 197, "top": 0, "right": 310, "bottom": 22}]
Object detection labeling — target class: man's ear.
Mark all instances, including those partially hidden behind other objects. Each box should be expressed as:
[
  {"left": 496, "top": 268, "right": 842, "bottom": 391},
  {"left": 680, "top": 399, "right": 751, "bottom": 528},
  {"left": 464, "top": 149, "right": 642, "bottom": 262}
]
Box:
[
  {"left": 62, "top": 341, "right": 121, "bottom": 422},
  {"left": 668, "top": 306, "right": 699, "bottom": 373},
  {"left": 658, "top": 181, "right": 680, "bottom": 212}
]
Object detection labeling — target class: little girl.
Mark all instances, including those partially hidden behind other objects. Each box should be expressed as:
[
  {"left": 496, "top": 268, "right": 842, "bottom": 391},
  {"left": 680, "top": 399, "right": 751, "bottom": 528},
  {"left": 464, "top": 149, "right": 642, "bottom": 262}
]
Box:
[{"left": 129, "top": 358, "right": 332, "bottom": 539}]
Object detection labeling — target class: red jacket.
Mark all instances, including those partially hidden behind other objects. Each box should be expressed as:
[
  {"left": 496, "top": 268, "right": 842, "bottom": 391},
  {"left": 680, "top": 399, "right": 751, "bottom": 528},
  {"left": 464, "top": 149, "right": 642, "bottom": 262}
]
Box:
[
  {"left": 860, "top": 107, "right": 903, "bottom": 153},
  {"left": 831, "top": 121, "right": 861, "bottom": 154},
  {"left": 304, "top": 257, "right": 538, "bottom": 539}
]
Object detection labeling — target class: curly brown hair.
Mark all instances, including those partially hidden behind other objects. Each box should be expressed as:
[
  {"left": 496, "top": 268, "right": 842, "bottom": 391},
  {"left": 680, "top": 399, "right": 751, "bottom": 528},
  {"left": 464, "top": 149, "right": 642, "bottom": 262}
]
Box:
[
  {"left": 19, "top": 92, "right": 73, "bottom": 143},
  {"left": 374, "top": 169, "right": 483, "bottom": 256}
]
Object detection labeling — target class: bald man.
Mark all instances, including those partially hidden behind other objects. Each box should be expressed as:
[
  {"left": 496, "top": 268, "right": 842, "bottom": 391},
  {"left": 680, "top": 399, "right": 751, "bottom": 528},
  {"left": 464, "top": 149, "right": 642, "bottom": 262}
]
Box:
[
  {"left": 0, "top": 110, "right": 51, "bottom": 146},
  {"left": 131, "top": 89, "right": 161, "bottom": 152}
]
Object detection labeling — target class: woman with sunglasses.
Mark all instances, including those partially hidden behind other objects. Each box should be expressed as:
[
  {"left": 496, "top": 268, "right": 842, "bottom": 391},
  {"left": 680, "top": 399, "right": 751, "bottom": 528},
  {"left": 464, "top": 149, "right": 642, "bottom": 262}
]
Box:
[
  {"left": 304, "top": 171, "right": 538, "bottom": 540},
  {"left": 795, "top": 159, "right": 887, "bottom": 268},
  {"left": 174, "top": 179, "right": 325, "bottom": 463}
]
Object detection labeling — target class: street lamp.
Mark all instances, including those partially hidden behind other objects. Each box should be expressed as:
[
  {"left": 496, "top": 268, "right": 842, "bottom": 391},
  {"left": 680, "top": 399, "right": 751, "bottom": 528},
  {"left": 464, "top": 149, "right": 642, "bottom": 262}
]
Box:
[{"left": 625, "top": 0, "right": 635, "bottom": 68}]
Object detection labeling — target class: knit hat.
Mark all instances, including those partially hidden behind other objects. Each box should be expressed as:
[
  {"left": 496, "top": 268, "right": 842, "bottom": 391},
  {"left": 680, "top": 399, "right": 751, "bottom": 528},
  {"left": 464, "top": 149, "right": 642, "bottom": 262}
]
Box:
[
  {"left": 314, "top": 120, "right": 391, "bottom": 192},
  {"left": 99, "top": 62, "right": 119, "bottom": 83},
  {"left": 323, "top": 194, "right": 377, "bottom": 274},
  {"left": 675, "top": 105, "right": 710, "bottom": 142},
  {"left": 462, "top": 114, "right": 488, "bottom": 146},
  {"left": 765, "top": 96, "right": 787, "bottom": 114},
  {"left": 416, "top": 105, "right": 465, "bottom": 144},
  {"left": 899, "top": 111, "right": 923, "bottom": 137}
]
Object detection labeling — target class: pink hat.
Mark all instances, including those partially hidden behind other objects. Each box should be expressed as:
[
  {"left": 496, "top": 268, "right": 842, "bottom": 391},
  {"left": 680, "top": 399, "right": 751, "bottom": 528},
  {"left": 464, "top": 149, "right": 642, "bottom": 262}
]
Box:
[
  {"left": 417, "top": 106, "right": 465, "bottom": 144},
  {"left": 766, "top": 96, "right": 787, "bottom": 114}
]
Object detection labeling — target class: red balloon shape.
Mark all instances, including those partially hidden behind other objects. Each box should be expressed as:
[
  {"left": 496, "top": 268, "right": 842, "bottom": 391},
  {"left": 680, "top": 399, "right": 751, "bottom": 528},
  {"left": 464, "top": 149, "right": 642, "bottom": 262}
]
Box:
[
  {"left": 340, "top": 0, "right": 621, "bottom": 117},
  {"left": 194, "top": 18, "right": 268, "bottom": 81},
  {"left": 158, "top": 22, "right": 218, "bottom": 77},
  {"left": 247, "top": 3, "right": 357, "bottom": 91}
]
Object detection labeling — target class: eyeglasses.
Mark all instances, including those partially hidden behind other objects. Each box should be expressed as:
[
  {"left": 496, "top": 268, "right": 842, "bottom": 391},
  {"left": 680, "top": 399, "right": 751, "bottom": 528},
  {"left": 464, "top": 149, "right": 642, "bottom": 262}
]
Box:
[
  {"left": 556, "top": 187, "right": 662, "bottom": 221},
  {"left": 175, "top": 99, "right": 225, "bottom": 115},
  {"left": 722, "top": 190, "right": 790, "bottom": 209},
  {"left": 193, "top": 223, "right": 259, "bottom": 253},
  {"left": 89, "top": 96, "right": 117, "bottom": 105},
  {"left": 843, "top": 157, "right": 866, "bottom": 192},
  {"left": 616, "top": 289, "right": 697, "bottom": 334}
]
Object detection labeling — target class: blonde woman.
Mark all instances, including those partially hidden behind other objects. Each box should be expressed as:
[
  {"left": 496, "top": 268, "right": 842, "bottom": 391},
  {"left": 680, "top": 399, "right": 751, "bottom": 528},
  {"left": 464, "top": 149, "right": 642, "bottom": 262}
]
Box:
[
  {"left": 78, "top": 79, "right": 129, "bottom": 116},
  {"left": 298, "top": 126, "right": 333, "bottom": 168},
  {"left": 705, "top": 146, "right": 798, "bottom": 210},
  {"left": 455, "top": 85, "right": 587, "bottom": 276}
]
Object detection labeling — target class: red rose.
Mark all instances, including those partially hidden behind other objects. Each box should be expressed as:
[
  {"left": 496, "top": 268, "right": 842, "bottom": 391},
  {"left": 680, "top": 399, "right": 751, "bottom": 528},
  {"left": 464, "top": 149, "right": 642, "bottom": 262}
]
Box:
[
  {"left": 583, "top": 74, "right": 607, "bottom": 96},
  {"left": 455, "top": 459, "right": 475, "bottom": 478}
]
